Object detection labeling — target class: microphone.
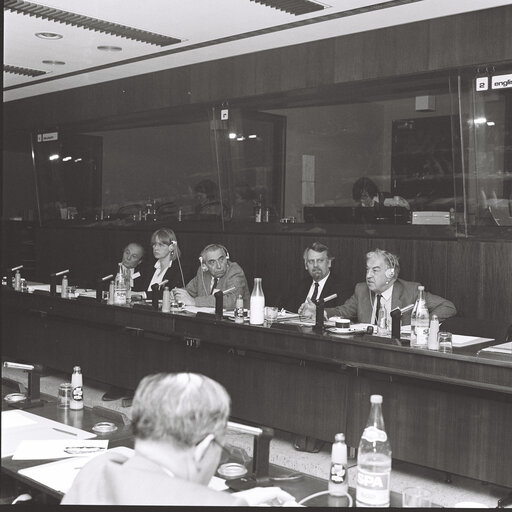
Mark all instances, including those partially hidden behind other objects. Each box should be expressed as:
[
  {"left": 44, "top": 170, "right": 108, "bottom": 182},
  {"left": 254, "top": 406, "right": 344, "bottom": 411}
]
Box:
[
  {"left": 11, "top": 265, "right": 23, "bottom": 271},
  {"left": 51, "top": 269, "right": 70, "bottom": 277}
]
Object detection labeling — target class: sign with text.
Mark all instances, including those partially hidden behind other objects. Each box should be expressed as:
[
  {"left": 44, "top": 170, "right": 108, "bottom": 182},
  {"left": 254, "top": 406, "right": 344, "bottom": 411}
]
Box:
[
  {"left": 491, "top": 73, "right": 512, "bottom": 89},
  {"left": 475, "top": 76, "right": 488, "bottom": 91},
  {"left": 37, "top": 132, "right": 59, "bottom": 142}
]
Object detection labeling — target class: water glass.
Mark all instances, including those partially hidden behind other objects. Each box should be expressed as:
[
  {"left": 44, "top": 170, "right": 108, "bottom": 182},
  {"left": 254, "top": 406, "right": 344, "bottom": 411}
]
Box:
[
  {"left": 58, "top": 382, "right": 73, "bottom": 409},
  {"left": 402, "top": 487, "right": 432, "bottom": 507},
  {"left": 264, "top": 306, "right": 279, "bottom": 325},
  {"left": 438, "top": 331, "right": 453, "bottom": 353}
]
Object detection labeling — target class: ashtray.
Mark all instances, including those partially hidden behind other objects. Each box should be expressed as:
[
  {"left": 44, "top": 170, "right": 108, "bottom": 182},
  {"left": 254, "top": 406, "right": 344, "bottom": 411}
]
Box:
[
  {"left": 92, "top": 421, "right": 118, "bottom": 434},
  {"left": 217, "top": 462, "right": 248, "bottom": 480},
  {"left": 4, "top": 392, "right": 26, "bottom": 403}
]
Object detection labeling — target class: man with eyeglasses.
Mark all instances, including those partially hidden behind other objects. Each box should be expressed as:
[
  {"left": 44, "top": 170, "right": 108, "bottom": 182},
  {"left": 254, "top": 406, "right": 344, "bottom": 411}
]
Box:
[
  {"left": 63, "top": 372, "right": 294, "bottom": 506},
  {"left": 174, "top": 243, "right": 250, "bottom": 309}
]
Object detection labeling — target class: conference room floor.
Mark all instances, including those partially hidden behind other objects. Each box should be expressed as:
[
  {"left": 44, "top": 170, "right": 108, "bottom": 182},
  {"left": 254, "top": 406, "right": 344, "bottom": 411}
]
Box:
[{"left": 2, "top": 366, "right": 509, "bottom": 508}]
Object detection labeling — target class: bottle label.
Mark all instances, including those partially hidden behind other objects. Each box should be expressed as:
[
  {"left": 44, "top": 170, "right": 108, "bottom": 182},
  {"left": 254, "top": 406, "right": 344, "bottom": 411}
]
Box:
[
  {"left": 416, "top": 327, "right": 429, "bottom": 346},
  {"left": 361, "top": 426, "right": 387, "bottom": 443},
  {"left": 329, "top": 462, "right": 347, "bottom": 485},
  {"left": 72, "top": 386, "right": 83, "bottom": 402},
  {"left": 356, "top": 467, "right": 390, "bottom": 507}
]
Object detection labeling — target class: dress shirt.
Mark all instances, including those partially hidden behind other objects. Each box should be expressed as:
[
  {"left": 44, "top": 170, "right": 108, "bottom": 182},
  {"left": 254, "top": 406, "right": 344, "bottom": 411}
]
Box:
[
  {"left": 370, "top": 285, "right": 393, "bottom": 325},
  {"left": 148, "top": 260, "right": 173, "bottom": 291},
  {"left": 306, "top": 273, "right": 330, "bottom": 303}
]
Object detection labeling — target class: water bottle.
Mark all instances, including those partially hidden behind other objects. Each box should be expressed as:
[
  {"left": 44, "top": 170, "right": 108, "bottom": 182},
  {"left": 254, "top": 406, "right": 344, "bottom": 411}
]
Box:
[
  {"left": 427, "top": 314, "right": 440, "bottom": 350},
  {"left": 249, "top": 278, "right": 265, "bottom": 325},
  {"left": 329, "top": 432, "right": 348, "bottom": 496},
  {"left": 162, "top": 286, "right": 171, "bottom": 313},
  {"left": 356, "top": 395, "right": 392, "bottom": 507},
  {"left": 234, "top": 294, "right": 245, "bottom": 324},
  {"left": 377, "top": 302, "right": 388, "bottom": 336},
  {"left": 113, "top": 263, "right": 127, "bottom": 305},
  {"left": 14, "top": 269, "right": 22, "bottom": 291},
  {"left": 70, "top": 366, "right": 84, "bottom": 410},
  {"left": 412, "top": 286, "right": 429, "bottom": 348},
  {"left": 61, "top": 275, "right": 68, "bottom": 298}
]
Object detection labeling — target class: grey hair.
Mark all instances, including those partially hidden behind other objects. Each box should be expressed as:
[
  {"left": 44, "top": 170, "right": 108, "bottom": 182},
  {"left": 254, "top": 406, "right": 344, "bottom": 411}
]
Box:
[
  {"left": 303, "top": 241, "right": 334, "bottom": 262},
  {"left": 366, "top": 248, "right": 400, "bottom": 278},
  {"left": 132, "top": 372, "right": 230, "bottom": 448}
]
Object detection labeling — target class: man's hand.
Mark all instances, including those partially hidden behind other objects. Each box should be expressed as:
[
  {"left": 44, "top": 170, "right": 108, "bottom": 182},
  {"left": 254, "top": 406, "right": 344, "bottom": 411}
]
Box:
[
  {"left": 173, "top": 288, "right": 196, "bottom": 306},
  {"left": 298, "top": 298, "right": 316, "bottom": 320}
]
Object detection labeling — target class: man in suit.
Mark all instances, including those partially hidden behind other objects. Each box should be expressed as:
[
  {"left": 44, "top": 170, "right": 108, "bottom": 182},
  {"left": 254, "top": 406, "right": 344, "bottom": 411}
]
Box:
[
  {"left": 63, "top": 372, "right": 293, "bottom": 506},
  {"left": 281, "top": 241, "right": 351, "bottom": 313},
  {"left": 300, "top": 248, "right": 457, "bottom": 324},
  {"left": 118, "top": 242, "right": 145, "bottom": 292},
  {"left": 174, "top": 243, "right": 250, "bottom": 309}
]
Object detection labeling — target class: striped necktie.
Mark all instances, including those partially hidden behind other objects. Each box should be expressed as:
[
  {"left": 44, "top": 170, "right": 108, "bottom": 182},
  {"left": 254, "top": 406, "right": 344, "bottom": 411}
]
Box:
[{"left": 311, "top": 282, "right": 320, "bottom": 302}]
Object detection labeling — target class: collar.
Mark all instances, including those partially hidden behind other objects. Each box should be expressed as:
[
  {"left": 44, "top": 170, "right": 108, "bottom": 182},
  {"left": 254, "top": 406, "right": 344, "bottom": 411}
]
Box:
[
  {"left": 380, "top": 284, "right": 393, "bottom": 301},
  {"left": 313, "top": 272, "right": 330, "bottom": 287},
  {"left": 154, "top": 260, "right": 173, "bottom": 270}
]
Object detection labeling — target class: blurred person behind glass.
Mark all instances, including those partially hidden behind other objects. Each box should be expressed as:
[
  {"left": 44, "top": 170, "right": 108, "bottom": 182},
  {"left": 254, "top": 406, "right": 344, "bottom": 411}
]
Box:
[
  {"left": 352, "top": 177, "right": 410, "bottom": 209},
  {"left": 63, "top": 372, "right": 294, "bottom": 506}
]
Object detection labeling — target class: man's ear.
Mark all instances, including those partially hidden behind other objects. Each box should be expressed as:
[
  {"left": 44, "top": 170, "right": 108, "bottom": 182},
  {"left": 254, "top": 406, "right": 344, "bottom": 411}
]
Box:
[{"left": 194, "top": 434, "right": 214, "bottom": 463}]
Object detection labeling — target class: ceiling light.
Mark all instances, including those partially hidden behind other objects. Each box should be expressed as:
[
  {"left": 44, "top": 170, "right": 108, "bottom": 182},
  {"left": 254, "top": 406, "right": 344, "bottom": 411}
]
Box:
[
  {"left": 248, "top": 134, "right": 257, "bottom": 139},
  {"left": 486, "top": 121, "right": 495, "bottom": 127},
  {"left": 62, "top": 156, "right": 72, "bottom": 162},
  {"left": 228, "top": 133, "right": 237, "bottom": 139},
  {"left": 42, "top": 60, "right": 66, "bottom": 65},
  {"left": 49, "top": 154, "right": 60, "bottom": 161},
  {"left": 97, "top": 45, "right": 122, "bottom": 52},
  {"left": 35, "top": 32, "right": 63, "bottom": 40}
]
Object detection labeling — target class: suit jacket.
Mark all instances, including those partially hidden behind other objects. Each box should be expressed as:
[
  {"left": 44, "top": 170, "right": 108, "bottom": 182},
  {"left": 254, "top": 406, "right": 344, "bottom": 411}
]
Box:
[
  {"left": 185, "top": 261, "right": 250, "bottom": 309},
  {"left": 279, "top": 272, "right": 352, "bottom": 313},
  {"left": 62, "top": 449, "right": 245, "bottom": 506},
  {"left": 326, "top": 278, "right": 457, "bottom": 324}
]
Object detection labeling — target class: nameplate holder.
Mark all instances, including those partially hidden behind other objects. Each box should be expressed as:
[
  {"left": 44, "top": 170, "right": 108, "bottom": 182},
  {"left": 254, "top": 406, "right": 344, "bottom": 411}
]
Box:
[
  {"left": 132, "top": 303, "right": 154, "bottom": 311},
  {"left": 33, "top": 290, "right": 50, "bottom": 296}
]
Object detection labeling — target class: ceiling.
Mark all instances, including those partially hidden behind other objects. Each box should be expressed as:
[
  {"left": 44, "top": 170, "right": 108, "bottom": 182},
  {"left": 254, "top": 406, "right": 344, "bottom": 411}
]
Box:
[{"left": 3, "top": 0, "right": 510, "bottom": 102}]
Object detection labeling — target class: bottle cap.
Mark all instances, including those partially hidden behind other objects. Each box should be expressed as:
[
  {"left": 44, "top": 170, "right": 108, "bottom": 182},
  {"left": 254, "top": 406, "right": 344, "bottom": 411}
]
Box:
[
  {"left": 418, "top": 285, "right": 425, "bottom": 290},
  {"left": 334, "top": 433, "right": 345, "bottom": 442},
  {"left": 370, "top": 394, "right": 383, "bottom": 404},
  {"left": 73, "top": 365, "right": 81, "bottom": 372}
]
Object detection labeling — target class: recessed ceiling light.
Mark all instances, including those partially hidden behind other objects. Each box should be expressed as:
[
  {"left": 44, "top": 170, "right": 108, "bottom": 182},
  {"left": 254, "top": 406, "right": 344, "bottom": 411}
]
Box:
[
  {"left": 42, "top": 60, "right": 66, "bottom": 65},
  {"left": 97, "top": 45, "right": 122, "bottom": 52},
  {"left": 35, "top": 32, "right": 63, "bottom": 40}
]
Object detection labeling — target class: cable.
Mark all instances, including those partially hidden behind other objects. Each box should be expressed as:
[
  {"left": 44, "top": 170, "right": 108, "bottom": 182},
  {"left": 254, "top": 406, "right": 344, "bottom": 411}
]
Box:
[
  {"left": 298, "top": 490, "right": 353, "bottom": 507},
  {"left": 174, "top": 250, "right": 186, "bottom": 288}
]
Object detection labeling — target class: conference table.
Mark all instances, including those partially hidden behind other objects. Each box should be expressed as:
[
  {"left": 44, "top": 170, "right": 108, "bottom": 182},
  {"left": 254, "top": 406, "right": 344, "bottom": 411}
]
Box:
[{"left": 2, "top": 286, "right": 511, "bottom": 489}]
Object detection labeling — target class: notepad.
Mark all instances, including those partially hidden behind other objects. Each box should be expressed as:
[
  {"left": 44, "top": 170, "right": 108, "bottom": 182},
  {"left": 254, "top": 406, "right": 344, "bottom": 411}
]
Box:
[
  {"left": 478, "top": 341, "right": 512, "bottom": 354},
  {"left": 1, "top": 410, "right": 96, "bottom": 458},
  {"left": 451, "top": 335, "right": 494, "bottom": 347}
]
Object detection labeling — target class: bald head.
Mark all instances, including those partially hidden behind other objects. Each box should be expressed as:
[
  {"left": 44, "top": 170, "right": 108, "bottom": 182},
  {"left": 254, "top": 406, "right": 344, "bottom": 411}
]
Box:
[{"left": 122, "top": 243, "right": 144, "bottom": 269}]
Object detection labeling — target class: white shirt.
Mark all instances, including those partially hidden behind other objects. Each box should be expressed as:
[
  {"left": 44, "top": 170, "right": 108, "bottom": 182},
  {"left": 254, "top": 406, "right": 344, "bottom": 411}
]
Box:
[
  {"left": 370, "top": 284, "right": 394, "bottom": 325},
  {"left": 148, "top": 260, "right": 173, "bottom": 291},
  {"left": 306, "top": 273, "right": 330, "bottom": 303}
]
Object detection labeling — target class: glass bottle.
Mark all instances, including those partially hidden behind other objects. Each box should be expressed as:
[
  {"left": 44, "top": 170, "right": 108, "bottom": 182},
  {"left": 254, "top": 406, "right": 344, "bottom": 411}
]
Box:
[
  {"left": 70, "top": 366, "right": 84, "bottom": 410},
  {"left": 356, "top": 395, "right": 392, "bottom": 507},
  {"left": 162, "top": 286, "right": 171, "bottom": 313},
  {"left": 411, "top": 286, "right": 429, "bottom": 348},
  {"left": 61, "top": 275, "right": 68, "bottom": 298},
  {"left": 377, "top": 302, "right": 388, "bottom": 336},
  {"left": 14, "top": 269, "right": 22, "bottom": 291},
  {"left": 234, "top": 294, "right": 245, "bottom": 324},
  {"left": 329, "top": 432, "right": 348, "bottom": 496},
  {"left": 249, "top": 278, "right": 265, "bottom": 325},
  {"left": 113, "top": 263, "right": 127, "bottom": 305},
  {"left": 427, "top": 314, "right": 440, "bottom": 350}
]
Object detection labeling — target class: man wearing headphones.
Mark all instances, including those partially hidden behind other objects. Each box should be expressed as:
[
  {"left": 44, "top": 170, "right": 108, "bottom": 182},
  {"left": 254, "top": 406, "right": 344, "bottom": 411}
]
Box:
[
  {"left": 173, "top": 243, "right": 250, "bottom": 309},
  {"left": 299, "top": 248, "right": 456, "bottom": 324}
]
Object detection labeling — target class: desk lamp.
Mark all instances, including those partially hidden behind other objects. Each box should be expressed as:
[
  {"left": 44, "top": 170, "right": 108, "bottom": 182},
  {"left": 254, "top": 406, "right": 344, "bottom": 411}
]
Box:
[
  {"left": 50, "top": 269, "right": 69, "bottom": 296},
  {"left": 5, "top": 265, "right": 23, "bottom": 289},
  {"left": 3, "top": 362, "right": 43, "bottom": 409},
  {"left": 96, "top": 273, "right": 114, "bottom": 302}
]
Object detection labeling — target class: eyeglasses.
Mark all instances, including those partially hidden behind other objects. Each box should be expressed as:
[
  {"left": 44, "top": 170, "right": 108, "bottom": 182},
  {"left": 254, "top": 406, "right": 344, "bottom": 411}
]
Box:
[{"left": 212, "top": 437, "right": 233, "bottom": 460}]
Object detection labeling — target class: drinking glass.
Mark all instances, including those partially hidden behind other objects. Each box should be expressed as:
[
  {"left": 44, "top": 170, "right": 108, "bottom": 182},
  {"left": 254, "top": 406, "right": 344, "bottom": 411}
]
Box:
[
  {"left": 58, "top": 382, "right": 73, "bottom": 409},
  {"left": 402, "top": 487, "right": 432, "bottom": 507},
  {"left": 264, "top": 306, "right": 279, "bottom": 325},
  {"left": 438, "top": 331, "right": 453, "bottom": 353}
]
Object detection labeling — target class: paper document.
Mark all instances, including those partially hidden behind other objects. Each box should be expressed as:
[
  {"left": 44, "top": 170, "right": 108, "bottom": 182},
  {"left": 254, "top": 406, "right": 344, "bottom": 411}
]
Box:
[
  {"left": 451, "top": 335, "right": 494, "bottom": 347},
  {"left": 209, "top": 476, "right": 228, "bottom": 491},
  {"left": 2, "top": 410, "right": 96, "bottom": 458},
  {"left": 479, "top": 341, "right": 512, "bottom": 354},
  {"left": 13, "top": 439, "right": 108, "bottom": 460},
  {"left": 17, "top": 446, "right": 134, "bottom": 495},
  {"left": 183, "top": 306, "right": 216, "bottom": 314}
]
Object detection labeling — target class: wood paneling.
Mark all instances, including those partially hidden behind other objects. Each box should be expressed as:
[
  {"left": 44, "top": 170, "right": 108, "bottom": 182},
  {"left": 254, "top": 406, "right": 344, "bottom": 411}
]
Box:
[{"left": 4, "top": 6, "right": 512, "bottom": 131}]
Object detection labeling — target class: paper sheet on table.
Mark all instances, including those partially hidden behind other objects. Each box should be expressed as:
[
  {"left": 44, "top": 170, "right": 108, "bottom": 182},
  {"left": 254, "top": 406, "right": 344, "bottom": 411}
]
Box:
[
  {"left": 29, "top": 283, "right": 50, "bottom": 292},
  {"left": 451, "top": 335, "right": 494, "bottom": 347},
  {"left": 182, "top": 306, "right": 216, "bottom": 314},
  {"left": 209, "top": 476, "right": 228, "bottom": 491},
  {"left": 13, "top": 439, "right": 108, "bottom": 460},
  {"left": 479, "top": 341, "right": 512, "bottom": 354},
  {"left": 2, "top": 410, "right": 96, "bottom": 458},
  {"left": 17, "top": 446, "right": 133, "bottom": 495}
]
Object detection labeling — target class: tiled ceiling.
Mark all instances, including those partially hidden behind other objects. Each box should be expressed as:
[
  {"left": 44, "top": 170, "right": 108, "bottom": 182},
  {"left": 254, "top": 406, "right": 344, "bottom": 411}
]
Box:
[{"left": 3, "top": 0, "right": 510, "bottom": 102}]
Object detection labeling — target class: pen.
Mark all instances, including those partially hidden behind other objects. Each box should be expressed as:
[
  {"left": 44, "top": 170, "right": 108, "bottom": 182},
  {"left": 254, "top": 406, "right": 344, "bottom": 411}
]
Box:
[{"left": 53, "top": 427, "right": 78, "bottom": 436}]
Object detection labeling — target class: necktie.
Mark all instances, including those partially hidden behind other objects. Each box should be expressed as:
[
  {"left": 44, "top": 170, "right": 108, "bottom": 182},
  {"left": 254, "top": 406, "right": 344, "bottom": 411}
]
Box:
[
  {"left": 374, "top": 294, "right": 382, "bottom": 325},
  {"left": 311, "top": 282, "right": 319, "bottom": 302},
  {"left": 211, "top": 277, "right": 218, "bottom": 294}
]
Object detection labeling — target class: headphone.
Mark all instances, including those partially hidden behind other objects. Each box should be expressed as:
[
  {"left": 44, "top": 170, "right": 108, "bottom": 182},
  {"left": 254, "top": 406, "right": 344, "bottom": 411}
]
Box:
[
  {"left": 383, "top": 252, "right": 398, "bottom": 280},
  {"left": 199, "top": 244, "right": 230, "bottom": 272}
]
